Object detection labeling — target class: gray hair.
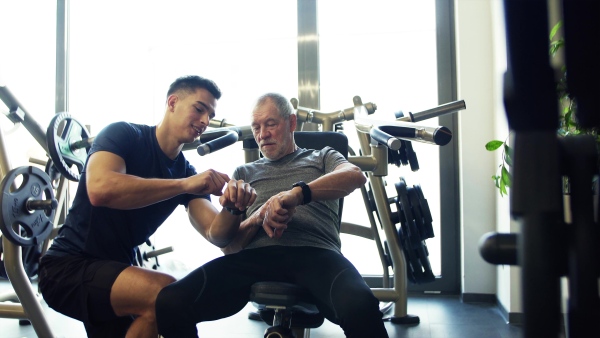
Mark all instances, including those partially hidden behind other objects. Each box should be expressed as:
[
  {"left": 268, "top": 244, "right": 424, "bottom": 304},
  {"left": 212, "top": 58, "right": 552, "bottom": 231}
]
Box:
[{"left": 254, "top": 93, "right": 295, "bottom": 119}]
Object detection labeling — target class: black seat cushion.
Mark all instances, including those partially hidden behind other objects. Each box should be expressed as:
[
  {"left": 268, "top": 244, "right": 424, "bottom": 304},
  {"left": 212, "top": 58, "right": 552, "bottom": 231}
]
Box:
[{"left": 250, "top": 282, "right": 325, "bottom": 328}]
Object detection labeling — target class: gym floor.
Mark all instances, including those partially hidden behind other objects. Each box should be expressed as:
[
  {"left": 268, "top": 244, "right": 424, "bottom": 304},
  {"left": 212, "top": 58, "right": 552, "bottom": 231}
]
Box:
[{"left": 0, "top": 280, "right": 525, "bottom": 338}]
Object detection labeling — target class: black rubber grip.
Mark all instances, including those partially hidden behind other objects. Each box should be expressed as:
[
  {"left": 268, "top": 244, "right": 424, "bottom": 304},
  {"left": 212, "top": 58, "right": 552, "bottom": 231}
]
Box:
[{"left": 197, "top": 130, "right": 239, "bottom": 156}]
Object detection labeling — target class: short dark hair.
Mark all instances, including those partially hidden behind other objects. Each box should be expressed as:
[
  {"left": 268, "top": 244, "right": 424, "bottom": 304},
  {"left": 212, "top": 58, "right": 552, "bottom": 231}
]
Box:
[{"left": 167, "top": 75, "right": 222, "bottom": 100}]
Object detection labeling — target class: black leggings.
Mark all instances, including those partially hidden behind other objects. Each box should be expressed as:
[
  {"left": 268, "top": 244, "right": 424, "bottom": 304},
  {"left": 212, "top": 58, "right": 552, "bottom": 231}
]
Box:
[{"left": 156, "top": 246, "right": 388, "bottom": 338}]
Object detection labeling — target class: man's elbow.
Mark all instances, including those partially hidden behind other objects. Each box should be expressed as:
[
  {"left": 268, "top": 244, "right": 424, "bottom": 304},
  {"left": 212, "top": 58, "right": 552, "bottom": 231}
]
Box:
[
  {"left": 350, "top": 166, "right": 367, "bottom": 187},
  {"left": 212, "top": 239, "right": 233, "bottom": 249},
  {"left": 207, "top": 232, "right": 235, "bottom": 249},
  {"left": 88, "top": 186, "right": 112, "bottom": 207},
  {"left": 221, "top": 245, "right": 236, "bottom": 255}
]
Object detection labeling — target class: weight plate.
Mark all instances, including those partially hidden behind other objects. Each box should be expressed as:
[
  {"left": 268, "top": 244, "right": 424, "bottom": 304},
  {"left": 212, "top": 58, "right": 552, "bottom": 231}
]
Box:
[
  {"left": 407, "top": 186, "right": 427, "bottom": 241},
  {"left": 414, "top": 185, "right": 434, "bottom": 239},
  {"left": 404, "top": 141, "right": 419, "bottom": 172},
  {"left": 394, "top": 178, "right": 420, "bottom": 246},
  {"left": 414, "top": 242, "right": 436, "bottom": 283},
  {"left": 46, "top": 112, "right": 91, "bottom": 182},
  {"left": 0, "top": 166, "right": 55, "bottom": 246},
  {"left": 398, "top": 141, "right": 409, "bottom": 166}
]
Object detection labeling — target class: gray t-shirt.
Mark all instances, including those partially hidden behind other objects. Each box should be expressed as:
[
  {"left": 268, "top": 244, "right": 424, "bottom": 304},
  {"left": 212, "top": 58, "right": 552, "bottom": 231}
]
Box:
[{"left": 233, "top": 146, "right": 347, "bottom": 253}]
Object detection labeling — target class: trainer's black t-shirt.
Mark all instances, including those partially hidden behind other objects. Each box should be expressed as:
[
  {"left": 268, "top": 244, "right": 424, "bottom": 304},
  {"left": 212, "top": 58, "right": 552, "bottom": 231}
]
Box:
[{"left": 46, "top": 122, "right": 208, "bottom": 265}]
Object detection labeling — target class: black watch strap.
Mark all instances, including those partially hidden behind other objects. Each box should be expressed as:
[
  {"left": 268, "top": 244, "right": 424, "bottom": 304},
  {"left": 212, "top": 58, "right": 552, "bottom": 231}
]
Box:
[
  {"left": 292, "top": 181, "right": 311, "bottom": 205},
  {"left": 224, "top": 206, "right": 245, "bottom": 215}
]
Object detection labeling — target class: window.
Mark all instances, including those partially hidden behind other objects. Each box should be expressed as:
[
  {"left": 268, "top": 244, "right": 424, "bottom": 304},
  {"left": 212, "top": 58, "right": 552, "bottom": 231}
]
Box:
[
  {"left": 318, "top": 0, "right": 440, "bottom": 276},
  {"left": 0, "top": 1, "right": 56, "bottom": 169}
]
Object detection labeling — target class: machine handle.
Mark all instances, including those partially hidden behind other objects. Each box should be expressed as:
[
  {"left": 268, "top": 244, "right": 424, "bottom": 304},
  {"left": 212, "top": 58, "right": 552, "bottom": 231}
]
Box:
[
  {"left": 479, "top": 232, "right": 518, "bottom": 266},
  {"left": 196, "top": 129, "right": 239, "bottom": 156},
  {"left": 369, "top": 123, "right": 452, "bottom": 147},
  {"left": 369, "top": 127, "right": 402, "bottom": 150}
]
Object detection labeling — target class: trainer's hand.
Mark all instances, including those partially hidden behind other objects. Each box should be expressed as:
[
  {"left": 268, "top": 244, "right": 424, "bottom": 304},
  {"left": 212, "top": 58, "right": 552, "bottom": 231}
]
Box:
[
  {"left": 184, "top": 169, "right": 230, "bottom": 196},
  {"left": 261, "top": 191, "right": 298, "bottom": 238},
  {"left": 219, "top": 179, "right": 257, "bottom": 211}
]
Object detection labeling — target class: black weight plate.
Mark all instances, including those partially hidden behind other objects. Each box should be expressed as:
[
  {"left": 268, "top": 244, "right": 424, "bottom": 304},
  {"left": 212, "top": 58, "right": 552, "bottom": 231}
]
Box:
[
  {"left": 394, "top": 178, "right": 420, "bottom": 246},
  {"left": 414, "top": 242, "right": 436, "bottom": 283},
  {"left": 0, "top": 166, "right": 55, "bottom": 246},
  {"left": 399, "top": 228, "right": 435, "bottom": 284},
  {"left": 404, "top": 141, "right": 419, "bottom": 172},
  {"left": 407, "top": 186, "right": 425, "bottom": 241},
  {"left": 414, "top": 185, "right": 434, "bottom": 239},
  {"left": 407, "top": 186, "right": 434, "bottom": 241},
  {"left": 398, "top": 141, "right": 409, "bottom": 166},
  {"left": 47, "top": 112, "right": 91, "bottom": 182},
  {"left": 397, "top": 227, "right": 422, "bottom": 284},
  {"left": 388, "top": 148, "right": 401, "bottom": 167}
]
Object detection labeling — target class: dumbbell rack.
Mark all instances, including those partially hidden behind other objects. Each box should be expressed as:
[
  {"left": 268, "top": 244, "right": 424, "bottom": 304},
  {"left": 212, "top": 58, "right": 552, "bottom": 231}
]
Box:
[{"left": 0, "top": 85, "right": 56, "bottom": 337}]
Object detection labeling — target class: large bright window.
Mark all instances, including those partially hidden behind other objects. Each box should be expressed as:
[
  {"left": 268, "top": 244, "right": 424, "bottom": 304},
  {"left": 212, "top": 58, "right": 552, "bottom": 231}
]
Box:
[
  {"left": 0, "top": 1, "right": 56, "bottom": 169},
  {"left": 318, "top": 0, "right": 440, "bottom": 276}
]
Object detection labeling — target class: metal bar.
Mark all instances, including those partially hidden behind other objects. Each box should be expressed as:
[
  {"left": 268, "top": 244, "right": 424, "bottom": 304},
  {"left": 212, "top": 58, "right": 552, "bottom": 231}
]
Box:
[
  {"left": 3, "top": 236, "right": 55, "bottom": 337},
  {"left": 0, "top": 86, "right": 49, "bottom": 153},
  {"left": 55, "top": 0, "right": 69, "bottom": 114},
  {"left": 297, "top": 0, "right": 319, "bottom": 131},
  {"left": 431, "top": 0, "right": 461, "bottom": 294}
]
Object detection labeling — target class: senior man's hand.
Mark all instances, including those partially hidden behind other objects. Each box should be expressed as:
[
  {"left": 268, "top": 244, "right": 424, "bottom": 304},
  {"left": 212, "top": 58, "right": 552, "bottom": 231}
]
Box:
[
  {"left": 261, "top": 190, "right": 298, "bottom": 238},
  {"left": 219, "top": 179, "right": 257, "bottom": 211}
]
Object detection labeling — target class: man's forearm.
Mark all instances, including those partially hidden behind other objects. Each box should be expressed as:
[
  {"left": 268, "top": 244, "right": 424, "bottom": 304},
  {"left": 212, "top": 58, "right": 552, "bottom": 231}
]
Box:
[
  {"left": 302, "top": 164, "right": 366, "bottom": 203},
  {"left": 204, "top": 210, "right": 246, "bottom": 248},
  {"left": 221, "top": 212, "right": 262, "bottom": 254},
  {"left": 89, "top": 171, "right": 187, "bottom": 209}
]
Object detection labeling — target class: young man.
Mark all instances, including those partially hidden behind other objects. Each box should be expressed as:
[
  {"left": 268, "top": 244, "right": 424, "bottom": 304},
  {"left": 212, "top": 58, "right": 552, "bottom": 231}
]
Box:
[
  {"left": 38, "top": 75, "right": 257, "bottom": 338},
  {"left": 155, "top": 93, "right": 389, "bottom": 338}
]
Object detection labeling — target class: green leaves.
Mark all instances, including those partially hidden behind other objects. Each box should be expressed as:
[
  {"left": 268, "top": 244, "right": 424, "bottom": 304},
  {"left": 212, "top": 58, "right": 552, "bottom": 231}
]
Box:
[
  {"left": 486, "top": 137, "right": 513, "bottom": 197},
  {"left": 549, "top": 21, "right": 564, "bottom": 57},
  {"left": 485, "top": 140, "right": 503, "bottom": 151},
  {"left": 549, "top": 21, "right": 562, "bottom": 40}
]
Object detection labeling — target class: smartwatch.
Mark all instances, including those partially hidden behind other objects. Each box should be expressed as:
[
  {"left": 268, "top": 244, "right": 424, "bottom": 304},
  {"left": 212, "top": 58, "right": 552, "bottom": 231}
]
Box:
[
  {"left": 224, "top": 206, "right": 245, "bottom": 215},
  {"left": 292, "top": 181, "right": 312, "bottom": 205}
]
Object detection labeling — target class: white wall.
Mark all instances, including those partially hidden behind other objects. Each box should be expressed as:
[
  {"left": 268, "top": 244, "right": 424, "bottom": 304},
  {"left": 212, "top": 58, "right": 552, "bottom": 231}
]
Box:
[
  {"left": 455, "top": 0, "right": 499, "bottom": 296},
  {"left": 454, "top": 0, "right": 522, "bottom": 314}
]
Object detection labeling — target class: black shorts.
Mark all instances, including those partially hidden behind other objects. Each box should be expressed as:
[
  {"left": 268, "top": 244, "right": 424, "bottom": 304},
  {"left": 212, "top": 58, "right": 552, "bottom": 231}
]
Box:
[{"left": 39, "top": 254, "right": 132, "bottom": 337}]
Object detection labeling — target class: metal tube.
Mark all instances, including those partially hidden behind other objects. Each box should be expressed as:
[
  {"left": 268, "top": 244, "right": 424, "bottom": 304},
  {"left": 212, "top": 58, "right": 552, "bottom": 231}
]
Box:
[
  {"left": 0, "top": 86, "right": 49, "bottom": 153},
  {"left": 407, "top": 100, "right": 466, "bottom": 122},
  {"left": 3, "top": 236, "right": 55, "bottom": 337}
]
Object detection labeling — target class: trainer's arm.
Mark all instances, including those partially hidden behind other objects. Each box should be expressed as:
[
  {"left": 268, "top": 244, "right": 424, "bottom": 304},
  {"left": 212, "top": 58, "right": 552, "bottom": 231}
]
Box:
[
  {"left": 187, "top": 179, "right": 257, "bottom": 248},
  {"left": 86, "top": 151, "right": 229, "bottom": 209},
  {"left": 220, "top": 209, "right": 264, "bottom": 255}
]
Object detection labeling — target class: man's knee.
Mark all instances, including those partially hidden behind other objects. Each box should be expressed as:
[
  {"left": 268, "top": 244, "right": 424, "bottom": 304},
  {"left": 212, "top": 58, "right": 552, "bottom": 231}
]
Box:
[{"left": 155, "top": 274, "right": 200, "bottom": 338}]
